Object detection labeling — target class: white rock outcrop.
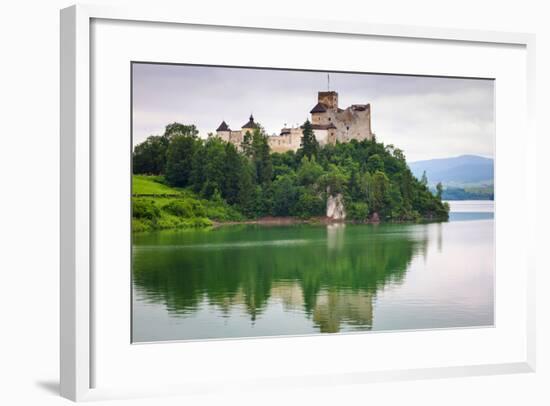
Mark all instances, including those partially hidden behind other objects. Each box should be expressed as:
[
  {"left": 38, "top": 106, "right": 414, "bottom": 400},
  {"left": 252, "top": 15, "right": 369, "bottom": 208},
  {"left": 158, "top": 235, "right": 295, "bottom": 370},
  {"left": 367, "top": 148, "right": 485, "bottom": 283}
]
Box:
[{"left": 326, "top": 193, "right": 346, "bottom": 220}]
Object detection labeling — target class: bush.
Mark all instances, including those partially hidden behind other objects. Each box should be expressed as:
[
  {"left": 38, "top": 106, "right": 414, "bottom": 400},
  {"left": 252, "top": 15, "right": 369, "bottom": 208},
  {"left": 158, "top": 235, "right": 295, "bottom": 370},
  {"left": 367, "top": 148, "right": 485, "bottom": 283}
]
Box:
[
  {"left": 162, "top": 199, "right": 206, "bottom": 218},
  {"left": 183, "top": 217, "right": 213, "bottom": 228},
  {"left": 156, "top": 215, "right": 212, "bottom": 229},
  {"left": 131, "top": 218, "right": 149, "bottom": 233},
  {"left": 132, "top": 199, "right": 160, "bottom": 220},
  {"left": 204, "top": 205, "right": 243, "bottom": 222},
  {"left": 294, "top": 189, "right": 325, "bottom": 218},
  {"left": 347, "top": 202, "right": 369, "bottom": 221}
]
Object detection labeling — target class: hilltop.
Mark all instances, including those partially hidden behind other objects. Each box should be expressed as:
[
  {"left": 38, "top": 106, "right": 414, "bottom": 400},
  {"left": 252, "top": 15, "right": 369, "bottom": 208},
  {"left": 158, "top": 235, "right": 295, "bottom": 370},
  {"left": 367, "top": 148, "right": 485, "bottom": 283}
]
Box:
[{"left": 409, "top": 155, "right": 494, "bottom": 200}]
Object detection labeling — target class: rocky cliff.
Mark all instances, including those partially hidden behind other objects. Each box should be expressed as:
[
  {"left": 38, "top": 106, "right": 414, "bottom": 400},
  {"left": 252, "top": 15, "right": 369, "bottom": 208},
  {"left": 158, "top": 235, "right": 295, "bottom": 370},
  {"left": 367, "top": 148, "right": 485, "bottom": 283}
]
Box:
[{"left": 326, "top": 194, "right": 346, "bottom": 220}]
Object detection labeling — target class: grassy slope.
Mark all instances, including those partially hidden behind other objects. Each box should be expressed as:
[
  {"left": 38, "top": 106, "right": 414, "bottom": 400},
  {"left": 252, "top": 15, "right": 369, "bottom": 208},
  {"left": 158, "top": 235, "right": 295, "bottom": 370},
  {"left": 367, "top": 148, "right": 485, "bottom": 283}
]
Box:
[
  {"left": 132, "top": 175, "right": 243, "bottom": 232},
  {"left": 133, "top": 175, "right": 181, "bottom": 195}
]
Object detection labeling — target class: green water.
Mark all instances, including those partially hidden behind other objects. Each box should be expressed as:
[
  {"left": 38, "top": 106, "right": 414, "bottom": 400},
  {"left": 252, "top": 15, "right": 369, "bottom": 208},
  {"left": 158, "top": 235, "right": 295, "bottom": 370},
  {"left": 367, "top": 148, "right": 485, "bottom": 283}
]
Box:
[{"left": 132, "top": 202, "right": 494, "bottom": 342}]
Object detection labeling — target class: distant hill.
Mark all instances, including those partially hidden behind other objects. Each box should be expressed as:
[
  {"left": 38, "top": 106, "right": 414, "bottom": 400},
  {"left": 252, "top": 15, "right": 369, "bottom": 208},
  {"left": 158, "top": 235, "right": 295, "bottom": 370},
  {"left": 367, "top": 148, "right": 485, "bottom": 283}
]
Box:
[
  {"left": 409, "top": 155, "right": 493, "bottom": 186},
  {"left": 408, "top": 155, "right": 494, "bottom": 200}
]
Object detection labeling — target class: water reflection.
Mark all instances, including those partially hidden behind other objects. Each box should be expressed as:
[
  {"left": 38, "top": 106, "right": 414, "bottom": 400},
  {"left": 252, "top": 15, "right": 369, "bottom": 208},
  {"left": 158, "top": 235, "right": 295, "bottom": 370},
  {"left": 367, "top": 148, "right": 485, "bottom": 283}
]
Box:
[{"left": 132, "top": 223, "right": 431, "bottom": 340}]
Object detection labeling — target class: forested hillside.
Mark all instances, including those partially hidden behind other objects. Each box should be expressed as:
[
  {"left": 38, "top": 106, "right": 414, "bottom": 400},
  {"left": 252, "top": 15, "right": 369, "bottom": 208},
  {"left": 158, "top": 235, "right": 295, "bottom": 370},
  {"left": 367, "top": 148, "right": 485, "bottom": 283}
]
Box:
[{"left": 132, "top": 121, "right": 449, "bottom": 230}]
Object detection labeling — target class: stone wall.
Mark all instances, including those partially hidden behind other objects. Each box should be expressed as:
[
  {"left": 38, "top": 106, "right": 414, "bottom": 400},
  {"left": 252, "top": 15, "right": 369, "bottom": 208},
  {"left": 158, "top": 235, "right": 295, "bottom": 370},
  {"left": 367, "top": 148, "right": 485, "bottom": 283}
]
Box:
[
  {"left": 229, "top": 131, "right": 244, "bottom": 146},
  {"left": 268, "top": 128, "right": 302, "bottom": 153},
  {"left": 332, "top": 104, "right": 372, "bottom": 142}
]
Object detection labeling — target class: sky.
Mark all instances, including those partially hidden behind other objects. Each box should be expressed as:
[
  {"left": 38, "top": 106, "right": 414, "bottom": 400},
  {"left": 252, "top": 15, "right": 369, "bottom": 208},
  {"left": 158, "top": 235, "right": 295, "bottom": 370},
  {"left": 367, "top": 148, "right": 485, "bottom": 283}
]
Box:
[{"left": 132, "top": 63, "right": 494, "bottom": 162}]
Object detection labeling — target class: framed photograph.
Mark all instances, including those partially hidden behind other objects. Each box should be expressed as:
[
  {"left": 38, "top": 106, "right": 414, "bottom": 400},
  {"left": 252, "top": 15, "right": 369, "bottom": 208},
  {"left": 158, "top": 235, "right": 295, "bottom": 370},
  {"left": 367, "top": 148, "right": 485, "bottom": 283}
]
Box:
[{"left": 60, "top": 4, "right": 536, "bottom": 402}]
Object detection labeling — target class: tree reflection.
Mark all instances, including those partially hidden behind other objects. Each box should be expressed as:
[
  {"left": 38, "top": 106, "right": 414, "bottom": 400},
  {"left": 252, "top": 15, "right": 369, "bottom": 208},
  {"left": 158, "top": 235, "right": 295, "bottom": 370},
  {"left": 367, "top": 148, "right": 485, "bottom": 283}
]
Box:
[{"left": 132, "top": 223, "right": 427, "bottom": 333}]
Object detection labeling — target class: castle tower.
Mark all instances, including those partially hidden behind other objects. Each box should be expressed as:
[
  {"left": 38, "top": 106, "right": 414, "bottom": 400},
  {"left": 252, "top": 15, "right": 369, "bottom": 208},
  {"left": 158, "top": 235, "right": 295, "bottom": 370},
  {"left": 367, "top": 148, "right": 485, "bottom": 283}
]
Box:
[
  {"left": 309, "top": 90, "right": 373, "bottom": 144},
  {"left": 310, "top": 92, "right": 338, "bottom": 127},
  {"left": 317, "top": 91, "right": 338, "bottom": 110},
  {"left": 216, "top": 120, "right": 231, "bottom": 142},
  {"left": 241, "top": 114, "right": 259, "bottom": 133}
]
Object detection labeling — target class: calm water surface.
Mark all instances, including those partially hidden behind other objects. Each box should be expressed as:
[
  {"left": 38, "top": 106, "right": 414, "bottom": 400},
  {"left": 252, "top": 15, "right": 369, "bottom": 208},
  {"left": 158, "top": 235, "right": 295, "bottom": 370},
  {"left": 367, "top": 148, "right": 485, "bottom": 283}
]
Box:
[{"left": 132, "top": 200, "right": 494, "bottom": 342}]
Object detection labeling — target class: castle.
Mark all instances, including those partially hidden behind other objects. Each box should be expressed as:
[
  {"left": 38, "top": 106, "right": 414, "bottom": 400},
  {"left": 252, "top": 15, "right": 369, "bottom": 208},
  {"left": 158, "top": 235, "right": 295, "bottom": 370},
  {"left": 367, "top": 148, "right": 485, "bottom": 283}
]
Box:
[{"left": 215, "top": 90, "right": 374, "bottom": 153}]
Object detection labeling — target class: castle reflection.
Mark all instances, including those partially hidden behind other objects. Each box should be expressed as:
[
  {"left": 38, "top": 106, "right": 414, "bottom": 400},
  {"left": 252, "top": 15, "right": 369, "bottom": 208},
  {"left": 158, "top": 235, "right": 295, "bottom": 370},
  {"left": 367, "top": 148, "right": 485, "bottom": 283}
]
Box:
[{"left": 132, "top": 223, "right": 428, "bottom": 334}]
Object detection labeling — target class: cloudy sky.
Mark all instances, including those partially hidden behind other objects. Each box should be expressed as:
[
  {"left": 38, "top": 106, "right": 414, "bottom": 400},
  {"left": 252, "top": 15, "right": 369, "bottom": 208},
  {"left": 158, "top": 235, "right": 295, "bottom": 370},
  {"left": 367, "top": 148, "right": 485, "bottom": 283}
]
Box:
[{"left": 132, "top": 63, "right": 494, "bottom": 162}]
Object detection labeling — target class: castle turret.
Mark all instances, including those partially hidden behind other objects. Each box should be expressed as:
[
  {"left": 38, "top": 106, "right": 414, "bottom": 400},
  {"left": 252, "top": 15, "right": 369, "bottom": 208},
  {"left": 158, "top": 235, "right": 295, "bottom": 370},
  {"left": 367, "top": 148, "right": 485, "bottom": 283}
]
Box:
[
  {"left": 216, "top": 120, "right": 230, "bottom": 132},
  {"left": 241, "top": 114, "right": 259, "bottom": 131},
  {"left": 216, "top": 120, "right": 231, "bottom": 142}
]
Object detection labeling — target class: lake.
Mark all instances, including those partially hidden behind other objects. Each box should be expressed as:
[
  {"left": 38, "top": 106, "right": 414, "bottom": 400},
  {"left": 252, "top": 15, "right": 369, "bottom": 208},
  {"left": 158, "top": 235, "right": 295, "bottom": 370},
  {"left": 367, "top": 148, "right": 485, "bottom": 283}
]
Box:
[{"left": 132, "top": 200, "right": 494, "bottom": 342}]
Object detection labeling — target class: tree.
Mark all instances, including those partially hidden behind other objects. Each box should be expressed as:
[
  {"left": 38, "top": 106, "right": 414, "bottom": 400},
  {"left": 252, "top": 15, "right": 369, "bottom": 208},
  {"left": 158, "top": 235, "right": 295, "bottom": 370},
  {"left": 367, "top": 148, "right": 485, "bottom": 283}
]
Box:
[
  {"left": 294, "top": 188, "right": 325, "bottom": 218},
  {"left": 320, "top": 164, "right": 348, "bottom": 196},
  {"left": 399, "top": 169, "right": 414, "bottom": 206},
  {"left": 420, "top": 170, "right": 428, "bottom": 186},
  {"left": 165, "top": 134, "right": 199, "bottom": 187},
  {"left": 164, "top": 122, "right": 198, "bottom": 139},
  {"left": 236, "top": 159, "right": 257, "bottom": 217},
  {"left": 189, "top": 142, "right": 207, "bottom": 193},
  {"left": 250, "top": 128, "right": 273, "bottom": 185},
  {"left": 436, "top": 182, "right": 443, "bottom": 199},
  {"left": 297, "top": 156, "right": 323, "bottom": 187},
  {"left": 271, "top": 151, "right": 297, "bottom": 178},
  {"left": 392, "top": 147, "right": 406, "bottom": 162},
  {"left": 370, "top": 170, "right": 391, "bottom": 214},
  {"left": 299, "top": 120, "right": 319, "bottom": 159},
  {"left": 241, "top": 130, "right": 253, "bottom": 158},
  {"left": 272, "top": 174, "right": 298, "bottom": 216},
  {"left": 347, "top": 202, "right": 369, "bottom": 221},
  {"left": 222, "top": 142, "right": 242, "bottom": 205},
  {"left": 132, "top": 135, "right": 169, "bottom": 175},
  {"left": 201, "top": 137, "right": 227, "bottom": 198},
  {"left": 366, "top": 153, "right": 384, "bottom": 173}
]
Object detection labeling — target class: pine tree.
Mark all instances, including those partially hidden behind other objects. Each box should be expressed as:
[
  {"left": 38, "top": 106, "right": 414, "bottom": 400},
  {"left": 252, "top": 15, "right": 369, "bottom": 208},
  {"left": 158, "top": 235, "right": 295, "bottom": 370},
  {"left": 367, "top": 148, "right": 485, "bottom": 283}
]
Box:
[
  {"left": 251, "top": 128, "right": 272, "bottom": 185},
  {"left": 237, "top": 159, "right": 257, "bottom": 217},
  {"left": 299, "top": 120, "right": 319, "bottom": 159},
  {"left": 222, "top": 142, "right": 242, "bottom": 204},
  {"left": 241, "top": 130, "right": 253, "bottom": 158},
  {"left": 420, "top": 170, "right": 428, "bottom": 186}
]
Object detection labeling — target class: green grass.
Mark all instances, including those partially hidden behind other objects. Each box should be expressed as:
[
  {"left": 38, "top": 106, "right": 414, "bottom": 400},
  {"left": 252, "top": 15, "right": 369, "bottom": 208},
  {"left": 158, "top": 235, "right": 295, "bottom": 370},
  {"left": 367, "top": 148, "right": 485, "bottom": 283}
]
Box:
[
  {"left": 132, "top": 175, "right": 182, "bottom": 196},
  {"left": 132, "top": 175, "right": 244, "bottom": 232}
]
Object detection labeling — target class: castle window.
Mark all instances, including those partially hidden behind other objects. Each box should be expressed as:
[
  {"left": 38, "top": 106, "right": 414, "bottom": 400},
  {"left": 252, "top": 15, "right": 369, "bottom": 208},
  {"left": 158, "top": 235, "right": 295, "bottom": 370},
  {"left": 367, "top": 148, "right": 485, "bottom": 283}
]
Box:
[
  {"left": 346, "top": 126, "right": 349, "bottom": 130},
  {"left": 328, "top": 117, "right": 331, "bottom": 121}
]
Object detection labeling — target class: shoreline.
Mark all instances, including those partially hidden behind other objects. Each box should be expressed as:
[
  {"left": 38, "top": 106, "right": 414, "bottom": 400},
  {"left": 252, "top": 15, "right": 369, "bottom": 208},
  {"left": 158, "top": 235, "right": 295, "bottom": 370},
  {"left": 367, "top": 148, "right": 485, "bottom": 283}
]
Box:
[
  {"left": 212, "top": 216, "right": 350, "bottom": 227},
  {"left": 134, "top": 215, "right": 451, "bottom": 233},
  {"left": 211, "top": 214, "right": 448, "bottom": 228}
]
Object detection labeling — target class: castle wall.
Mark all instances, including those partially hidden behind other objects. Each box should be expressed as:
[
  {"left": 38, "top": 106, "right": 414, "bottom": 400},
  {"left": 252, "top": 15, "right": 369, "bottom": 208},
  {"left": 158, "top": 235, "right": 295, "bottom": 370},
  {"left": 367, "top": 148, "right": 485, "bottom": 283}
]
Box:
[
  {"left": 229, "top": 130, "right": 244, "bottom": 145},
  {"left": 332, "top": 105, "right": 372, "bottom": 142},
  {"left": 215, "top": 130, "right": 245, "bottom": 151},
  {"left": 217, "top": 130, "right": 231, "bottom": 143},
  {"left": 312, "top": 111, "right": 336, "bottom": 126},
  {"left": 313, "top": 129, "right": 328, "bottom": 145},
  {"left": 268, "top": 128, "right": 302, "bottom": 153}
]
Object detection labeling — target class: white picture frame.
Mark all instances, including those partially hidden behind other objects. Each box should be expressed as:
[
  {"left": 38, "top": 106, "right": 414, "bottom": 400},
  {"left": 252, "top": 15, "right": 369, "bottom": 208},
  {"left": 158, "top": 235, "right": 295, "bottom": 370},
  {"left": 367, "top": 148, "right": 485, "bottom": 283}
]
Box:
[{"left": 60, "top": 4, "right": 537, "bottom": 402}]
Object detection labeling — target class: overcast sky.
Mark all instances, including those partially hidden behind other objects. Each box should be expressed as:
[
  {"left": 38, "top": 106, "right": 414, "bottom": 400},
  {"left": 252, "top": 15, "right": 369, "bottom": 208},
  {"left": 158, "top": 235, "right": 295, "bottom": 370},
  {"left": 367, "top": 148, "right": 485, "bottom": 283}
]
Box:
[{"left": 132, "top": 63, "right": 494, "bottom": 162}]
